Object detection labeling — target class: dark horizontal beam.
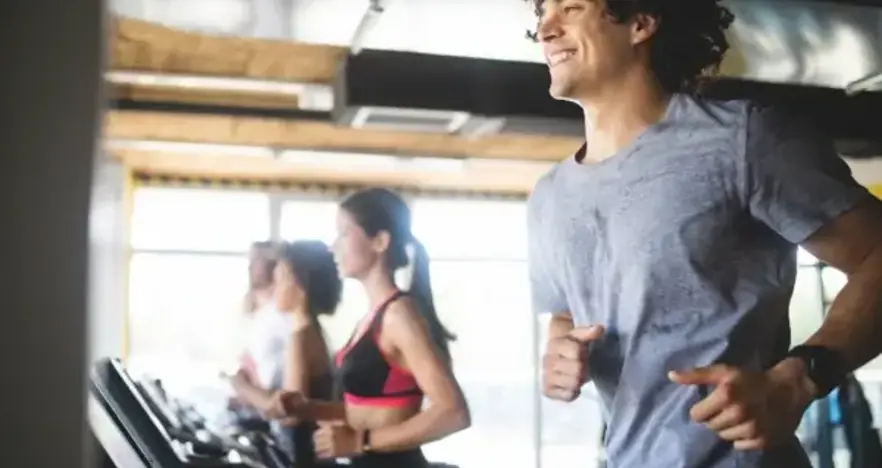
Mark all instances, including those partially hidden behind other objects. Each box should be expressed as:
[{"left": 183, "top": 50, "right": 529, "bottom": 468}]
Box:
[
  {"left": 109, "top": 79, "right": 882, "bottom": 158},
  {"left": 109, "top": 99, "right": 332, "bottom": 122},
  {"left": 792, "top": 0, "right": 882, "bottom": 7},
  {"left": 703, "top": 78, "right": 882, "bottom": 157}
]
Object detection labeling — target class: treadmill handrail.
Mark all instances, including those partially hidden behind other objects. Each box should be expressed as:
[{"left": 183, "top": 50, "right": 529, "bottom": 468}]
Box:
[
  {"left": 91, "top": 377, "right": 181, "bottom": 467},
  {"left": 88, "top": 392, "right": 150, "bottom": 468},
  {"left": 90, "top": 358, "right": 189, "bottom": 466},
  {"left": 107, "top": 358, "right": 181, "bottom": 445}
]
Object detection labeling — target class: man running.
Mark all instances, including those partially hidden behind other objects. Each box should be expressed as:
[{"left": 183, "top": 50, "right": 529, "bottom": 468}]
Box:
[{"left": 529, "top": 1, "right": 882, "bottom": 467}]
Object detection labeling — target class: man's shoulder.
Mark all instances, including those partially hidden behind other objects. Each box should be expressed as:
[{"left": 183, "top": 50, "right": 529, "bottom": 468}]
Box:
[
  {"left": 674, "top": 94, "right": 752, "bottom": 128},
  {"left": 667, "top": 95, "right": 819, "bottom": 162},
  {"left": 742, "top": 100, "right": 818, "bottom": 141},
  {"left": 682, "top": 95, "right": 807, "bottom": 135},
  {"left": 528, "top": 161, "right": 565, "bottom": 210}
]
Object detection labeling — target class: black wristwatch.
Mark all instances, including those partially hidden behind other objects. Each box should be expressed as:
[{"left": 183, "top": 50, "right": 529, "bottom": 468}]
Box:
[{"left": 785, "top": 345, "right": 846, "bottom": 399}]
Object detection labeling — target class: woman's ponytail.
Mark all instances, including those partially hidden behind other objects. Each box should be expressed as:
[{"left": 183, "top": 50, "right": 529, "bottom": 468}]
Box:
[
  {"left": 339, "top": 188, "right": 456, "bottom": 359},
  {"left": 401, "top": 237, "right": 456, "bottom": 359}
]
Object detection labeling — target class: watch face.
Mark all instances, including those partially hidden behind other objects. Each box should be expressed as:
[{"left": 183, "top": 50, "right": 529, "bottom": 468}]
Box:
[{"left": 791, "top": 345, "right": 844, "bottom": 397}]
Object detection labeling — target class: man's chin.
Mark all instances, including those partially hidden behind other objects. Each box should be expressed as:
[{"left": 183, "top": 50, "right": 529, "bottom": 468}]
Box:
[{"left": 548, "top": 83, "right": 573, "bottom": 101}]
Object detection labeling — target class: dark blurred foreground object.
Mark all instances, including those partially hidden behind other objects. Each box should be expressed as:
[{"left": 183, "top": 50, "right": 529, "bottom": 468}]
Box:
[{"left": 838, "top": 374, "right": 882, "bottom": 468}]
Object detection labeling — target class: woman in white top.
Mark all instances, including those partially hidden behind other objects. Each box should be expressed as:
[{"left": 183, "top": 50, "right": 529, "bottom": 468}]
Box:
[{"left": 232, "top": 241, "right": 291, "bottom": 392}]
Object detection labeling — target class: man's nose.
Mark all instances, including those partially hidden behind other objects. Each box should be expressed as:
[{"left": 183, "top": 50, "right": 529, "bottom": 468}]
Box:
[{"left": 537, "top": 11, "right": 563, "bottom": 42}]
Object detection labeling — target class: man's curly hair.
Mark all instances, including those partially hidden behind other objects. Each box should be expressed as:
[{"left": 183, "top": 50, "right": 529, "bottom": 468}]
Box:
[{"left": 528, "top": 0, "right": 735, "bottom": 94}]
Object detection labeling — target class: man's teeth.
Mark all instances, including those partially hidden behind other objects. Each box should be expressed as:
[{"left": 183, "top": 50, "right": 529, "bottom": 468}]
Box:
[{"left": 550, "top": 51, "right": 574, "bottom": 66}]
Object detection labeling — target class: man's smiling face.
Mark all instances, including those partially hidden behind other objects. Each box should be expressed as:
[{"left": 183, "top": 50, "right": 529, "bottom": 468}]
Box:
[{"left": 535, "top": 0, "right": 650, "bottom": 101}]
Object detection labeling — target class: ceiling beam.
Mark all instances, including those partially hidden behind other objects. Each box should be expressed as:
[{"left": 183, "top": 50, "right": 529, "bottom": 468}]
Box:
[
  {"left": 110, "top": 82, "right": 302, "bottom": 109},
  {"left": 104, "top": 110, "right": 580, "bottom": 161},
  {"left": 112, "top": 148, "right": 551, "bottom": 195},
  {"left": 110, "top": 16, "right": 346, "bottom": 82}
]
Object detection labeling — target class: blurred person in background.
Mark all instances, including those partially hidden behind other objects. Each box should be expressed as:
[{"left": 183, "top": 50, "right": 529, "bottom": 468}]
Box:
[
  {"left": 226, "top": 240, "right": 342, "bottom": 467},
  {"left": 231, "top": 241, "right": 285, "bottom": 393}
]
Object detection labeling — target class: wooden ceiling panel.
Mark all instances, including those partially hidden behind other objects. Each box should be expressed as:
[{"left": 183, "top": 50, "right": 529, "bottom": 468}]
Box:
[
  {"left": 110, "top": 17, "right": 346, "bottom": 83},
  {"left": 111, "top": 83, "right": 300, "bottom": 109},
  {"left": 114, "top": 149, "right": 551, "bottom": 194},
  {"left": 106, "top": 17, "right": 581, "bottom": 192},
  {"left": 104, "top": 111, "right": 581, "bottom": 161}
]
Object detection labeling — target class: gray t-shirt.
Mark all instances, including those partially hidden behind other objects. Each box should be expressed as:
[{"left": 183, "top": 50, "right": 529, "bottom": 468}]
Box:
[{"left": 528, "top": 94, "right": 870, "bottom": 467}]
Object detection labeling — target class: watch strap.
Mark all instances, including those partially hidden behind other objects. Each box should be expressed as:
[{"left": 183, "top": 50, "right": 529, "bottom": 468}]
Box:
[
  {"left": 785, "top": 345, "right": 845, "bottom": 398},
  {"left": 361, "top": 429, "right": 372, "bottom": 453}
]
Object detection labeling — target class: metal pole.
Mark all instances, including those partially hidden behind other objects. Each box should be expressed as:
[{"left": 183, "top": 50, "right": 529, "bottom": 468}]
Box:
[
  {"left": 845, "top": 70, "right": 882, "bottom": 96},
  {"left": 350, "top": 0, "right": 386, "bottom": 55},
  {"left": 815, "top": 263, "right": 835, "bottom": 468}
]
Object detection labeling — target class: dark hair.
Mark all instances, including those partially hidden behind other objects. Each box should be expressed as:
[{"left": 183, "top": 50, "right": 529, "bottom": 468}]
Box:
[
  {"left": 278, "top": 240, "right": 343, "bottom": 319},
  {"left": 340, "top": 188, "right": 456, "bottom": 357},
  {"left": 528, "top": 0, "right": 734, "bottom": 94}
]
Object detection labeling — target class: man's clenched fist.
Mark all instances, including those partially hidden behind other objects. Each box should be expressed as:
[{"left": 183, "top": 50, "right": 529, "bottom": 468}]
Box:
[{"left": 542, "top": 325, "right": 604, "bottom": 401}]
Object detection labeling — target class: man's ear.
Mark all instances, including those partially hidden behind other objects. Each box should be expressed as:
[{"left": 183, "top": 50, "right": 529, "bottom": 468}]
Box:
[{"left": 630, "top": 13, "right": 660, "bottom": 45}]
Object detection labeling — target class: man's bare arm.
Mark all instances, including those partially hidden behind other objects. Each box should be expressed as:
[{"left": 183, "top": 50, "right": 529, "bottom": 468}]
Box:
[{"left": 801, "top": 197, "right": 882, "bottom": 372}]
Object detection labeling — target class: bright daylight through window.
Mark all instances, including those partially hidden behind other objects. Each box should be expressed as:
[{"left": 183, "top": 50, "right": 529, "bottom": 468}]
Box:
[
  {"left": 125, "top": 187, "right": 864, "bottom": 468},
  {"left": 127, "top": 188, "right": 539, "bottom": 468}
]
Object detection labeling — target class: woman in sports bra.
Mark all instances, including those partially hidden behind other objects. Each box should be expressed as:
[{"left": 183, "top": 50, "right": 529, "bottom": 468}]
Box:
[
  {"left": 227, "top": 240, "right": 342, "bottom": 467},
  {"left": 272, "top": 188, "right": 471, "bottom": 468}
]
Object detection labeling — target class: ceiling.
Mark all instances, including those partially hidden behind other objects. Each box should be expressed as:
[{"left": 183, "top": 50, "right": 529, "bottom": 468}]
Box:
[
  {"left": 105, "top": 0, "right": 882, "bottom": 193},
  {"left": 109, "top": 0, "right": 882, "bottom": 89},
  {"left": 105, "top": 15, "right": 579, "bottom": 194},
  {"left": 111, "top": 0, "right": 542, "bottom": 61}
]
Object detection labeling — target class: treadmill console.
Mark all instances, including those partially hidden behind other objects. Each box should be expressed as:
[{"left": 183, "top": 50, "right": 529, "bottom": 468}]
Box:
[{"left": 89, "top": 358, "right": 285, "bottom": 468}]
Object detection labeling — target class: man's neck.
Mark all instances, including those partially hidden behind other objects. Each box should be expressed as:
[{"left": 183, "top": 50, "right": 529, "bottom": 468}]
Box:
[
  {"left": 577, "top": 73, "right": 671, "bottom": 163},
  {"left": 251, "top": 286, "right": 274, "bottom": 308}
]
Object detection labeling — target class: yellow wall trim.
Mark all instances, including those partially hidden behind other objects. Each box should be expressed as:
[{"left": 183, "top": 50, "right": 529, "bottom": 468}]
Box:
[
  {"left": 121, "top": 166, "right": 134, "bottom": 362},
  {"left": 132, "top": 173, "right": 527, "bottom": 201}
]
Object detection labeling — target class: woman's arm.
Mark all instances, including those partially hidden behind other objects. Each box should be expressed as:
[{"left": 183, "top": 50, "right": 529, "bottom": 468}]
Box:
[
  {"left": 282, "top": 325, "right": 347, "bottom": 422},
  {"left": 282, "top": 327, "right": 312, "bottom": 396},
  {"left": 229, "top": 373, "right": 275, "bottom": 415},
  {"left": 365, "top": 298, "right": 471, "bottom": 452},
  {"left": 302, "top": 400, "right": 347, "bottom": 421},
  {"left": 232, "top": 326, "right": 313, "bottom": 416}
]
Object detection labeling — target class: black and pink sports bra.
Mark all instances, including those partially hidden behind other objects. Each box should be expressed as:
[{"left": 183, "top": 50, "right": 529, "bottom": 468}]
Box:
[{"left": 335, "top": 291, "right": 423, "bottom": 407}]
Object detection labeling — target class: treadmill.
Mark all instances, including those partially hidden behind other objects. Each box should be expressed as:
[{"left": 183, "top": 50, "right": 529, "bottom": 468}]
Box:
[{"left": 88, "top": 357, "right": 261, "bottom": 468}]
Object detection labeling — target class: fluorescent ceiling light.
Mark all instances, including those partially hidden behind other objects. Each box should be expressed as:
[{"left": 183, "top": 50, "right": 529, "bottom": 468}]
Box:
[
  {"left": 279, "top": 150, "right": 402, "bottom": 171},
  {"left": 279, "top": 151, "right": 469, "bottom": 173},
  {"left": 106, "top": 71, "right": 307, "bottom": 95},
  {"left": 105, "top": 139, "right": 277, "bottom": 158},
  {"left": 465, "top": 158, "right": 556, "bottom": 172},
  {"left": 405, "top": 157, "right": 466, "bottom": 172},
  {"left": 106, "top": 71, "right": 334, "bottom": 110},
  {"left": 105, "top": 139, "right": 555, "bottom": 173}
]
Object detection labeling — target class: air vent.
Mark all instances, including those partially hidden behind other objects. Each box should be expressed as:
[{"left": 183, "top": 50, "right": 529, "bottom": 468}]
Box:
[
  {"left": 334, "top": 50, "right": 582, "bottom": 136},
  {"left": 351, "top": 107, "right": 470, "bottom": 133}
]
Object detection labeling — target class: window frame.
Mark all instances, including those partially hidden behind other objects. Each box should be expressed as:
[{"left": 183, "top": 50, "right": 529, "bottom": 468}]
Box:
[
  {"left": 126, "top": 186, "right": 854, "bottom": 468},
  {"left": 129, "top": 186, "right": 274, "bottom": 255},
  {"left": 126, "top": 187, "right": 542, "bottom": 467}
]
